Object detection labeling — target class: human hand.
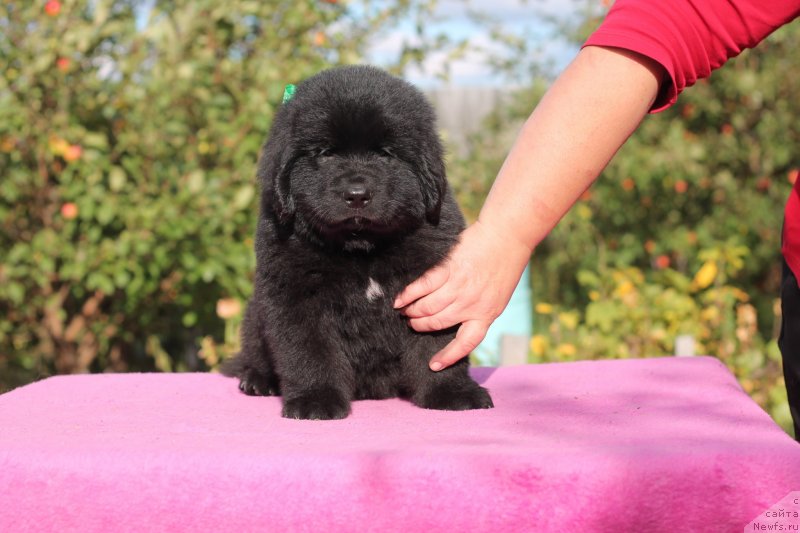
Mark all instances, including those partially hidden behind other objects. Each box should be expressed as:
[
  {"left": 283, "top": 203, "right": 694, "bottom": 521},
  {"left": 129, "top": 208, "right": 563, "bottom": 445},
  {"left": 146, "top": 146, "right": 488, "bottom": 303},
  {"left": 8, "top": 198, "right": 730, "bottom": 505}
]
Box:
[{"left": 393, "top": 220, "right": 532, "bottom": 371}]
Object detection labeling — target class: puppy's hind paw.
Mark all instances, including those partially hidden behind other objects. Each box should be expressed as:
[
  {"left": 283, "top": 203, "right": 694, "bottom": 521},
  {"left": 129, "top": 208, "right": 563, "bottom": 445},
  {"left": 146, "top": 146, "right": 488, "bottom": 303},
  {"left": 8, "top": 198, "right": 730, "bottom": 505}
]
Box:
[
  {"left": 237, "top": 368, "right": 280, "bottom": 397},
  {"left": 282, "top": 387, "right": 351, "bottom": 420},
  {"left": 417, "top": 383, "right": 494, "bottom": 411}
]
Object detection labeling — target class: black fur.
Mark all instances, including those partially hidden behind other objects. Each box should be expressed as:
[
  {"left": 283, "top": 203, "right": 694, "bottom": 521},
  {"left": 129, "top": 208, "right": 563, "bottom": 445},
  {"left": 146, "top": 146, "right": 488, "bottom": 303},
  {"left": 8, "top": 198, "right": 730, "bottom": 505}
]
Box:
[{"left": 222, "top": 65, "right": 493, "bottom": 420}]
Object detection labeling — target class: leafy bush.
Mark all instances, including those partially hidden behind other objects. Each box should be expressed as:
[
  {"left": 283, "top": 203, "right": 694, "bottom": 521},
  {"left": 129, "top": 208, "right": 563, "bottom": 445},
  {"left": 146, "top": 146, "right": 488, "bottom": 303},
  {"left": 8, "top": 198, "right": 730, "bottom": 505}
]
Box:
[{"left": 0, "top": 0, "right": 445, "bottom": 389}]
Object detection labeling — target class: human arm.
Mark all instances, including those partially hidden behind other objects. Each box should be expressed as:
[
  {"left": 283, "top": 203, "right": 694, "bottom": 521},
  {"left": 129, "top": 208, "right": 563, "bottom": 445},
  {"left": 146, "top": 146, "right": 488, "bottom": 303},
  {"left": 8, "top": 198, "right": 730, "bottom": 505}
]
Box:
[
  {"left": 395, "top": 45, "right": 664, "bottom": 370},
  {"left": 395, "top": 0, "right": 800, "bottom": 371}
]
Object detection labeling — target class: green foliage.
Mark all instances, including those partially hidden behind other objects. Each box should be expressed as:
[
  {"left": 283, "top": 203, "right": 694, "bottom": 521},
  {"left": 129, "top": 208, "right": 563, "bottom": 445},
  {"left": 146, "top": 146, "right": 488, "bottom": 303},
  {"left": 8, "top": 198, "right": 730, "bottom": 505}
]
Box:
[
  {"left": 447, "top": 13, "right": 799, "bottom": 433},
  {"left": 0, "top": 0, "right": 446, "bottom": 389}
]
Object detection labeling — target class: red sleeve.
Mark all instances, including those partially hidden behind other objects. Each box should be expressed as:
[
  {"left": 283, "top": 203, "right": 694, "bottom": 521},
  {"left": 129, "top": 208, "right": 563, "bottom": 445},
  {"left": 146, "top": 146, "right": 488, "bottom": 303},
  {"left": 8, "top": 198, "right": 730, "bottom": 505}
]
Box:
[
  {"left": 784, "top": 178, "right": 800, "bottom": 279},
  {"left": 584, "top": 0, "right": 800, "bottom": 112}
]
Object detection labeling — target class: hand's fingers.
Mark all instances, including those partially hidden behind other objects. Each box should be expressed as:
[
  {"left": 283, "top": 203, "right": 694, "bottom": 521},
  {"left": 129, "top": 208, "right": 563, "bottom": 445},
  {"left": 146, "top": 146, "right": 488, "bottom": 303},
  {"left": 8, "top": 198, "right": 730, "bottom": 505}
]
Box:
[
  {"left": 429, "top": 320, "right": 488, "bottom": 371},
  {"left": 407, "top": 309, "right": 461, "bottom": 332},
  {"left": 393, "top": 264, "right": 450, "bottom": 308},
  {"left": 402, "top": 289, "right": 457, "bottom": 318}
]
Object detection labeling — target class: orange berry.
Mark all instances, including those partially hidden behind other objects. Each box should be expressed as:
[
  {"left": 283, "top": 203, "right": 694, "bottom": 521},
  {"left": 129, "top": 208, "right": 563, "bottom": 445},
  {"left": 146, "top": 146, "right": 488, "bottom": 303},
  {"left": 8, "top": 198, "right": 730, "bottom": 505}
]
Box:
[
  {"left": 61, "top": 202, "right": 78, "bottom": 219},
  {"left": 45, "top": 0, "right": 61, "bottom": 16},
  {"left": 312, "top": 31, "right": 326, "bottom": 46},
  {"left": 674, "top": 179, "right": 688, "bottom": 194},
  {"left": 644, "top": 240, "right": 655, "bottom": 254},
  {"left": 216, "top": 298, "right": 242, "bottom": 319},
  {"left": 621, "top": 177, "right": 635, "bottom": 191},
  {"left": 63, "top": 144, "right": 82, "bottom": 162},
  {"left": 721, "top": 124, "right": 734, "bottom": 136},
  {"left": 655, "top": 255, "right": 670, "bottom": 269},
  {"left": 56, "top": 57, "right": 70, "bottom": 71}
]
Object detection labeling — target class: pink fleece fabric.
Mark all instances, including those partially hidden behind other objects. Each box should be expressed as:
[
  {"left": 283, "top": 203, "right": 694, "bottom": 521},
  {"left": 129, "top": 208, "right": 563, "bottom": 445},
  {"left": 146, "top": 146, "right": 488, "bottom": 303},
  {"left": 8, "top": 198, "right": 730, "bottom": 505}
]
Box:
[{"left": 0, "top": 356, "right": 798, "bottom": 532}]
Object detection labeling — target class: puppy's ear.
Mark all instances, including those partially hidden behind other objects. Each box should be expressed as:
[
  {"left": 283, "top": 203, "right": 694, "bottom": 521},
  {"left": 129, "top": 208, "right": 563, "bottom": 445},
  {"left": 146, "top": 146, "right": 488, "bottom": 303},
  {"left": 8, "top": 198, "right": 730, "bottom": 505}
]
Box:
[
  {"left": 257, "top": 124, "right": 298, "bottom": 227},
  {"left": 418, "top": 142, "right": 447, "bottom": 225}
]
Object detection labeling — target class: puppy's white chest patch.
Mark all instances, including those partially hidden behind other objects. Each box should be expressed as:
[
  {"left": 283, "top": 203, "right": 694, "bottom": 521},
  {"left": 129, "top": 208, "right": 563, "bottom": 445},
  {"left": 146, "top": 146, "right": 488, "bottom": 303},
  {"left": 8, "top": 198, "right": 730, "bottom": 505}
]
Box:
[{"left": 365, "top": 277, "right": 385, "bottom": 302}]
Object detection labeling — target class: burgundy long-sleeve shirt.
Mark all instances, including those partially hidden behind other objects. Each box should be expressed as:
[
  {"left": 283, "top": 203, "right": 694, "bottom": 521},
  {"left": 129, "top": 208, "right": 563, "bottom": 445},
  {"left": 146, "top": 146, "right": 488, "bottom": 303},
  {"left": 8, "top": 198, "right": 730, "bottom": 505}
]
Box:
[{"left": 584, "top": 0, "right": 800, "bottom": 276}]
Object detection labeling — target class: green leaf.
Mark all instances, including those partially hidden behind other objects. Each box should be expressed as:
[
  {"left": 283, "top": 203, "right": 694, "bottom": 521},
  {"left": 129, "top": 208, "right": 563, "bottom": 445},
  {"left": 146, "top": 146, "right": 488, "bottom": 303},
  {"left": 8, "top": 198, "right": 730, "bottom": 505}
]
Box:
[
  {"left": 182, "top": 311, "right": 198, "bottom": 327},
  {"left": 187, "top": 170, "right": 205, "bottom": 193},
  {"left": 233, "top": 185, "right": 255, "bottom": 209},
  {"left": 6, "top": 283, "right": 25, "bottom": 305},
  {"left": 109, "top": 167, "right": 126, "bottom": 192},
  {"left": 87, "top": 273, "right": 114, "bottom": 294}
]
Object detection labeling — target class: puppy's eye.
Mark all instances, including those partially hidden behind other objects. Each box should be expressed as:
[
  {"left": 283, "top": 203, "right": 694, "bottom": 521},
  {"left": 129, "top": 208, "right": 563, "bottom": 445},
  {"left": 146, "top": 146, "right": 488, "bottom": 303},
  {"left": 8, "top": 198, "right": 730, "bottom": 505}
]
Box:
[
  {"left": 379, "top": 147, "right": 394, "bottom": 158},
  {"left": 318, "top": 148, "right": 334, "bottom": 158}
]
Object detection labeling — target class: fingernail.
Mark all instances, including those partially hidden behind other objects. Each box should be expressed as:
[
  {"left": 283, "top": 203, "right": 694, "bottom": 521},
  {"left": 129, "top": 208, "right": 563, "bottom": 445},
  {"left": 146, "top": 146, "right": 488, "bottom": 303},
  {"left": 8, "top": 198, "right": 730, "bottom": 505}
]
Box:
[
  {"left": 430, "top": 361, "right": 443, "bottom": 371},
  {"left": 393, "top": 299, "right": 403, "bottom": 309}
]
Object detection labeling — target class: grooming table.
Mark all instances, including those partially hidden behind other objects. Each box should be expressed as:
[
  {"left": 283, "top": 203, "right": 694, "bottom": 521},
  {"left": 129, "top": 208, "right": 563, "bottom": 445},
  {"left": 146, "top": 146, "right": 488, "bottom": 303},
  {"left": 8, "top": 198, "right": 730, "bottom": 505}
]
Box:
[{"left": 1, "top": 356, "right": 798, "bottom": 532}]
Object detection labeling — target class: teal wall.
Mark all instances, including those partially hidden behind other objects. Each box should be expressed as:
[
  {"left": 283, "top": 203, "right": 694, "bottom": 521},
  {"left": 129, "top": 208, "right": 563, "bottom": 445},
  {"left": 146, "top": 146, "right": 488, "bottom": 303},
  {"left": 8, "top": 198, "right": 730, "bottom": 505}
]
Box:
[{"left": 474, "top": 266, "right": 532, "bottom": 366}]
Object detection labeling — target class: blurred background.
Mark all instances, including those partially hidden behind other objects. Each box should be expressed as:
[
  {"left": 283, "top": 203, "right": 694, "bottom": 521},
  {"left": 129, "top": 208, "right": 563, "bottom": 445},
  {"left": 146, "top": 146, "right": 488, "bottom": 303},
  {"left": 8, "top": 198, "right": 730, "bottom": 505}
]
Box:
[{"left": 1, "top": 0, "right": 798, "bottom": 434}]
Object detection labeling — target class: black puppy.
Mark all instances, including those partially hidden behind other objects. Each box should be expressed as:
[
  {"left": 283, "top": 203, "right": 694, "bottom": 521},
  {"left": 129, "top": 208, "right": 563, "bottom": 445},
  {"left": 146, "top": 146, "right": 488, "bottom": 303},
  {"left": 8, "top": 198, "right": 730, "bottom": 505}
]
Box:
[{"left": 223, "top": 65, "right": 493, "bottom": 420}]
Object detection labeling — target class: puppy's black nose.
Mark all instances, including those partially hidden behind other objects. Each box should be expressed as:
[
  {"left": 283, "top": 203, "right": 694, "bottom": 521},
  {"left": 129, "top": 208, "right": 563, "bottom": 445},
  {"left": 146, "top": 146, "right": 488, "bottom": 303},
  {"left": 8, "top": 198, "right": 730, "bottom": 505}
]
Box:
[{"left": 343, "top": 185, "right": 372, "bottom": 209}]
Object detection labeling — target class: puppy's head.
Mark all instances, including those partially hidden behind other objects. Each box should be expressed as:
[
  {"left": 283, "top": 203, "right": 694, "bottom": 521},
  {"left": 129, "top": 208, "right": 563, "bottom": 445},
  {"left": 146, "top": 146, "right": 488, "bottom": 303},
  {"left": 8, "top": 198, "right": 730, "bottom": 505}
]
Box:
[{"left": 258, "top": 65, "right": 446, "bottom": 252}]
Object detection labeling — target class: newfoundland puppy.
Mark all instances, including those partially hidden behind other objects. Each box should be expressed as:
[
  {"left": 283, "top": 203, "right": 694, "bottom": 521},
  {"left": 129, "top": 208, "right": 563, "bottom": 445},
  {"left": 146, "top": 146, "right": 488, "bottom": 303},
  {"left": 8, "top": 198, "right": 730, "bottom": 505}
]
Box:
[{"left": 223, "top": 65, "right": 493, "bottom": 420}]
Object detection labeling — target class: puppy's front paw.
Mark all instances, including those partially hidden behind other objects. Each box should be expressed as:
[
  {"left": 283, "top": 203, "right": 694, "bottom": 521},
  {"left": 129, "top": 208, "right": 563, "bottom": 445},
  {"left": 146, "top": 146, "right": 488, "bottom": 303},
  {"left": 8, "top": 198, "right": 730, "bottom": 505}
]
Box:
[
  {"left": 282, "top": 387, "right": 351, "bottom": 420},
  {"left": 238, "top": 368, "right": 280, "bottom": 397},
  {"left": 417, "top": 383, "right": 494, "bottom": 411}
]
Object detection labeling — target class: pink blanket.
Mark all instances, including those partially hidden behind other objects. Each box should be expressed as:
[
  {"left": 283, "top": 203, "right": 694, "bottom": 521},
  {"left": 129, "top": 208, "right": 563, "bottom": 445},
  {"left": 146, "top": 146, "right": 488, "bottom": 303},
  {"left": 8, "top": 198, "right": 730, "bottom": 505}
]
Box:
[{"left": 1, "top": 356, "right": 798, "bottom": 531}]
